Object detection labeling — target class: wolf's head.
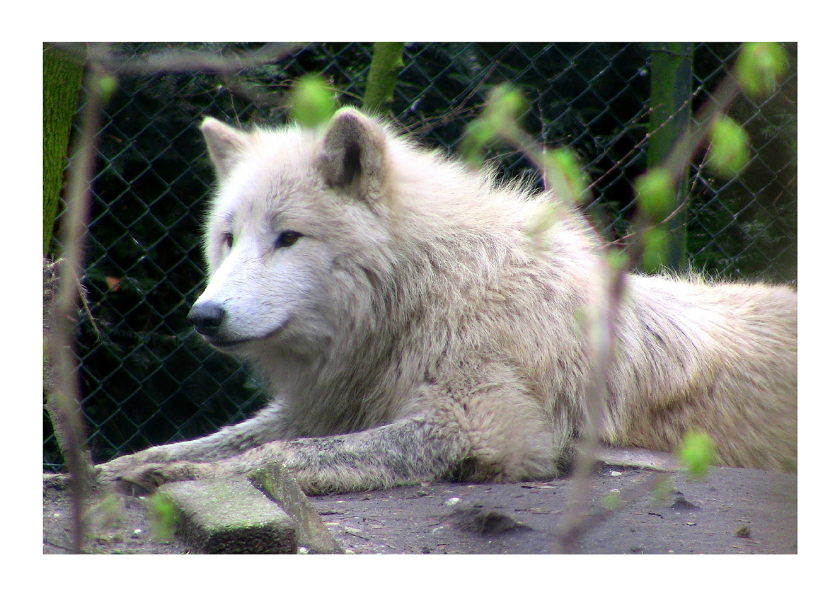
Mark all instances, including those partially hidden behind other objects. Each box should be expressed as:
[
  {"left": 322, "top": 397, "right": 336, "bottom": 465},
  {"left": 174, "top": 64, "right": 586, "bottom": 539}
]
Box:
[{"left": 188, "top": 109, "right": 397, "bottom": 359}]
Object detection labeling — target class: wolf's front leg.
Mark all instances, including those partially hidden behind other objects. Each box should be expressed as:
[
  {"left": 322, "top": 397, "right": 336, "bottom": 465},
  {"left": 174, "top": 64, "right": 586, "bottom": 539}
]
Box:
[
  {"left": 97, "top": 401, "right": 294, "bottom": 487},
  {"left": 107, "top": 416, "right": 472, "bottom": 495}
]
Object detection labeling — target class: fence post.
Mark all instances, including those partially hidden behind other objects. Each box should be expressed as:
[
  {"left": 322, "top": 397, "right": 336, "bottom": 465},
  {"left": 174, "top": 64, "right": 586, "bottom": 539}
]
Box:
[{"left": 647, "top": 43, "right": 693, "bottom": 272}]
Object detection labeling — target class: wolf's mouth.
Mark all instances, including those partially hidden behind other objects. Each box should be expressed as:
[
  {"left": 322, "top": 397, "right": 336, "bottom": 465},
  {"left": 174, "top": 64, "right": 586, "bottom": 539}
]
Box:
[
  {"left": 206, "top": 337, "right": 249, "bottom": 349},
  {"left": 201, "top": 323, "right": 287, "bottom": 350}
]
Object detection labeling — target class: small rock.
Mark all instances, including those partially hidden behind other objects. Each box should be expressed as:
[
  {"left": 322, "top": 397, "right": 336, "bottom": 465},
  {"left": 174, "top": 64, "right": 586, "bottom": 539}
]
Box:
[
  {"left": 670, "top": 495, "right": 699, "bottom": 510},
  {"left": 450, "top": 504, "right": 530, "bottom": 536}
]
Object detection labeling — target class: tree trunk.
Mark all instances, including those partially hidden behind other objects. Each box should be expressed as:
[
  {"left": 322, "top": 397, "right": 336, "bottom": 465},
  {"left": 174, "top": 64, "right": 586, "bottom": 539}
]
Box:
[{"left": 43, "top": 44, "right": 85, "bottom": 257}]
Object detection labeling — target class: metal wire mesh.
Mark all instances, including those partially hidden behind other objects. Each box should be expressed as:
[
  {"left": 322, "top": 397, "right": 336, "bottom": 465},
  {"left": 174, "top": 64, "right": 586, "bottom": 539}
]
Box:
[{"left": 44, "top": 42, "right": 797, "bottom": 471}]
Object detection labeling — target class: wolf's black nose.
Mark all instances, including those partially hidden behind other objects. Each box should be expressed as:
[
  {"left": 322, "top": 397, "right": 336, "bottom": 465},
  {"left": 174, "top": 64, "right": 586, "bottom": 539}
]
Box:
[{"left": 188, "top": 302, "right": 226, "bottom": 337}]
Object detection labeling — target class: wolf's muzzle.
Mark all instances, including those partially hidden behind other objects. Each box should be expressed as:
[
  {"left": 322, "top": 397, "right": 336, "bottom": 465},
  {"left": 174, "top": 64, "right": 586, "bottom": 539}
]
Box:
[{"left": 187, "top": 302, "right": 226, "bottom": 338}]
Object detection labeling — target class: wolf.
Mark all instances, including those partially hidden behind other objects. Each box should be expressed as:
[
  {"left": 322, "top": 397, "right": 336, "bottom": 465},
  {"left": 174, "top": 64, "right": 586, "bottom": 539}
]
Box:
[{"left": 99, "top": 107, "right": 796, "bottom": 495}]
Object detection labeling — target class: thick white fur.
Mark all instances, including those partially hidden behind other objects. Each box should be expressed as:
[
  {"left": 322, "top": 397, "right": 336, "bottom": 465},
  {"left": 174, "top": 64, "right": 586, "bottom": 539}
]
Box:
[{"left": 102, "top": 107, "right": 796, "bottom": 492}]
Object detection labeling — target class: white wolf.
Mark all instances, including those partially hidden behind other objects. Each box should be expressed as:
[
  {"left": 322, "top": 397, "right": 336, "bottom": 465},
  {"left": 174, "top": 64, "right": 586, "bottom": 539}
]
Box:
[{"left": 100, "top": 107, "right": 796, "bottom": 494}]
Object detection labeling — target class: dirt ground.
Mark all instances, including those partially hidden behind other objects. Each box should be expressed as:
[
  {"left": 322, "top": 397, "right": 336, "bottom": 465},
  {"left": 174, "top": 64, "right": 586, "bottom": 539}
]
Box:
[{"left": 43, "top": 461, "right": 796, "bottom": 554}]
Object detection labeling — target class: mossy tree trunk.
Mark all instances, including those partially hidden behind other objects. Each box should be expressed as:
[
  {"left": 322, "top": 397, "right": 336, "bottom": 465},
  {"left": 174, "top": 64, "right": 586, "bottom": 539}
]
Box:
[
  {"left": 43, "top": 44, "right": 85, "bottom": 257},
  {"left": 362, "top": 43, "right": 405, "bottom": 116}
]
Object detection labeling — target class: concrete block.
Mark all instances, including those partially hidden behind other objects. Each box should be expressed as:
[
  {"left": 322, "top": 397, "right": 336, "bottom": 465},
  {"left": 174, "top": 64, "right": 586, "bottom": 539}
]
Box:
[
  {"left": 250, "top": 463, "right": 344, "bottom": 553},
  {"left": 159, "top": 477, "right": 296, "bottom": 554}
]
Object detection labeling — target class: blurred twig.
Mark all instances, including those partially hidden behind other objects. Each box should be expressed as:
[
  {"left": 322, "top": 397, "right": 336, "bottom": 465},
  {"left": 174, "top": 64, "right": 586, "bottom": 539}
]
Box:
[
  {"left": 46, "top": 42, "right": 306, "bottom": 75},
  {"left": 45, "top": 49, "right": 112, "bottom": 554},
  {"left": 44, "top": 40, "right": 308, "bottom": 553},
  {"left": 464, "top": 56, "right": 753, "bottom": 554},
  {"left": 552, "top": 70, "right": 749, "bottom": 554}
]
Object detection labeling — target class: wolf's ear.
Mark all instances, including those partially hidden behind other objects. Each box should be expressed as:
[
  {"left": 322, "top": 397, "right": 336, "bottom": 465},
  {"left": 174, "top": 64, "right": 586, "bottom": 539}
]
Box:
[
  {"left": 317, "top": 108, "right": 388, "bottom": 203},
  {"left": 201, "top": 117, "right": 249, "bottom": 180}
]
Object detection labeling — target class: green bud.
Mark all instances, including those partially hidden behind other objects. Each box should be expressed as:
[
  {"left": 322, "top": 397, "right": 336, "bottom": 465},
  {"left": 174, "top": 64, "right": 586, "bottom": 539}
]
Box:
[
  {"left": 97, "top": 75, "right": 118, "bottom": 103},
  {"left": 545, "top": 147, "right": 588, "bottom": 204},
  {"left": 147, "top": 492, "right": 178, "bottom": 542},
  {"left": 607, "top": 248, "right": 628, "bottom": 272},
  {"left": 678, "top": 430, "right": 716, "bottom": 480},
  {"left": 461, "top": 84, "right": 530, "bottom": 168},
  {"left": 289, "top": 75, "right": 337, "bottom": 128},
  {"left": 651, "top": 476, "right": 673, "bottom": 504},
  {"left": 470, "top": 84, "right": 528, "bottom": 145},
  {"left": 641, "top": 225, "right": 667, "bottom": 272},
  {"left": 708, "top": 115, "right": 750, "bottom": 177},
  {"left": 460, "top": 118, "right": 497, "bottom": 167},
  {"left": 602, "top": 490, "right": 622, "bottom": 511},
  {"left": 636, "top": 168, "right": 675, "bottom": 223},
  {"left": 735, "top": 43, "right": 788, "bottom": 98},
  {"left": 526, "top": 201, "right": 562, "bottom": 239},
  {"left": 485, "top": 84, "right": 527, "bottom": 129}
]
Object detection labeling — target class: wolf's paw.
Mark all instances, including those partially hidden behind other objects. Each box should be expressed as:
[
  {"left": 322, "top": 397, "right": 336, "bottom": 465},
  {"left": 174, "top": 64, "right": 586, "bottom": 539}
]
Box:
[
  {"left": 94, "top": 457, "right": 144, "bottom": 495},
  {"left": 96, "top": 458, "right": 212, "bottom": 494},
  {"left": 114, "top": 461, "right": 214, "bottom": 493}
]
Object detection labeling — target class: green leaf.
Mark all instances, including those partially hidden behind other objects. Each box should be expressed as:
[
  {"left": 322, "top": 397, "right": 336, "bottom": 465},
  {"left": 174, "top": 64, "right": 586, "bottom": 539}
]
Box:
[
  {"left": 677, "top": 430, "right": 716, "bottom": 480},
  {"left": 607, "top": 248, "right": 628, "bottom": 272},
  {"left": 602, "top": 490, "right": 622, "bottom": 511},
  {"left": 484, "top": 84, "right": 527, "bottom": 133},
  {"left": 97, "top": 75, "right": 119, "bottom": 104},
  {"left": 460, "top": 84, "right": 528, "bottom": 167},
  {"left": 526, "top": 202, "right": 562, "bottom": 239},
  {"left": 460, "top": 118, "right": 497, "bottom": 167},
  {"left": 642, "top": 225, "right": 668, "bottom": 272},
  {"left": 147, "top": 492, "right": 179, "bottom": 542},
  {"left": 289, "top": 75, "right": 337, "bottom": 128},
  {"left": 545, "top": 147, "right": 588, "bottom": 204},
  {"left": 636, "top": 168, "right": 675, "bottom": 222},
  {"left": 735, "top": 43, "right": 788, "bottom": 98},
  {"left": 708, "top": 115, "right": 750, "bottom": 177}
]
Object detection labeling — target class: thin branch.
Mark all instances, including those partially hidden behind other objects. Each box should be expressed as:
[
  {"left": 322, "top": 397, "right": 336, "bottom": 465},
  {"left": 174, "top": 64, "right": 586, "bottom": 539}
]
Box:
[
  {"left": 663, "top": 74, "right": 742, "bottom": 184},
  {"left": 47, "top": 59, "right": 110, "bottom": 553},
  {"left": 47, "top": 42, "right": 306, "bottom": 76},
  {"left": 480, "top": 57, "right": 748, "bottom": 555},
  {"left": 552, "top": 73, "right": 745, "bottom": 554},
  {"left": 554, "top": 471, "right": 669, "bottom": 552}
]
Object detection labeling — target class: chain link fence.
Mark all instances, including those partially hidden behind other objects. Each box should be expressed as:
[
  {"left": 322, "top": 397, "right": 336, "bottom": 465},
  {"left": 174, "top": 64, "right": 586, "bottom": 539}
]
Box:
[{"left": 44, "top": 42, "right": 797, "bottom": 471}]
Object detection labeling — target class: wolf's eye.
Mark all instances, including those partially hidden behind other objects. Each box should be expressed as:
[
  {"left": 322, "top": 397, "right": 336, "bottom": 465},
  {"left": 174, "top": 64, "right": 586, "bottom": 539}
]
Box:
[
  {"left": 275, "top": 230, "right": 302, "bottom": 249},
  {"left": 222, "top": 232, "right": 234, "bottom": 249}
]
